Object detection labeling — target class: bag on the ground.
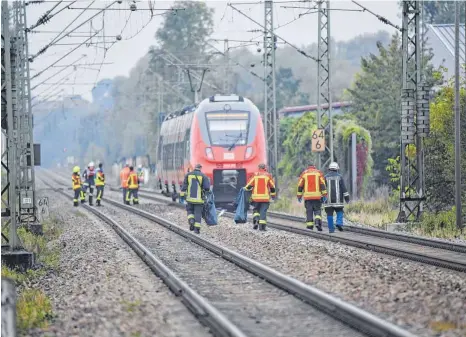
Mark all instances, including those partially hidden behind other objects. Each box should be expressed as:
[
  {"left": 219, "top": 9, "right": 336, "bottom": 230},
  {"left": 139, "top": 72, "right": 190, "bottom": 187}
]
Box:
[
  {"left": 203, "top": 191, "right": 218, "bottom": 226},
  {"left": 234, "top": 187, "right": 251, "bottom": 224}
]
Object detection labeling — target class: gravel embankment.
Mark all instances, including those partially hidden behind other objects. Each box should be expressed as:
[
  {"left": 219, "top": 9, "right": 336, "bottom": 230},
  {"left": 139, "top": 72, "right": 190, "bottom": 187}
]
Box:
[
  {"left": 132, "top": 202, "right": 466, "bottom": 337},
  {"left": 96, "top": 202, "right": 365, "bottom": 337},
  {"left": 31, "top": 179, "right": 211, "bottom": 337}
]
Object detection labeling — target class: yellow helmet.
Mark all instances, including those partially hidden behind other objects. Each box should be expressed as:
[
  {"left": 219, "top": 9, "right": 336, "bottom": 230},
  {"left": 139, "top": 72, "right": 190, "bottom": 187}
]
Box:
[{"left": 73, "top": 166, "right": 80, "bottom": 173}]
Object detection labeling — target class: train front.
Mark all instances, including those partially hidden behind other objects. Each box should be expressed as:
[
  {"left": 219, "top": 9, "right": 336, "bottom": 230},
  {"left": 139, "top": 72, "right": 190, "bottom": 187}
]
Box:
[{"left": 191, "top": 95, "right": 266, "bottom": 207}]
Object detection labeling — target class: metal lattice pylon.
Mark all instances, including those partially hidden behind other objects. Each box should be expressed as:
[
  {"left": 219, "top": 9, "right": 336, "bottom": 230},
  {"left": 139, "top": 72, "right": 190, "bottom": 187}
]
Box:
[
  {"left": 316, "top": 0, "right": 333, "bottom": 169},
  {"left": 1, "top": 1, "right": 21, "bottom": 249},
  {"left": 263, "top": 0, "right": 278, "bottom": 187},
  {"left": 398, "top": 0, "right": 430, "bottom": 222}
]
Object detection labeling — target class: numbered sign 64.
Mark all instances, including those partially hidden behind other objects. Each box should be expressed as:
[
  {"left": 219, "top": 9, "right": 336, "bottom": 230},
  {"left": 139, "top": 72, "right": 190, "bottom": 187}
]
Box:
[{"left": 311, "top": 129, "right": 325, "bottom": 152}]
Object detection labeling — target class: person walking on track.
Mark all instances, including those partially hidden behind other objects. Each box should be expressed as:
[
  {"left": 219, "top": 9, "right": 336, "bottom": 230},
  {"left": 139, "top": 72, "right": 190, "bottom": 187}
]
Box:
[
  {"left": 95, "top": 163, "right": 105, "bottom": 206},
  {"left": 324, "top": 162, "right": 350, "bottom": 232},
  {"left": 125, "top": 166, "right": 139, "bottom": 205},
  {"left": 297, "top": 163, "right": 327, "bottom": 231},
  {"left": 179, "top": 164, "right": 210, "bottom": 234},
  {"left": 72, "top": 166, "right": 85, "bottom": 206},
  {"left": 244, "top": 163, "right": 276, "bottom": 231},
  {"left": 120, "top": 164, "right": 130, "bottom": 203}
]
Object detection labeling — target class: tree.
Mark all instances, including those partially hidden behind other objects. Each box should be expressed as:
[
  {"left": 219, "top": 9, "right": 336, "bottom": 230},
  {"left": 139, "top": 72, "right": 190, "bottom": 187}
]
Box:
[
  {"left": 421, "top": 1, "right": 465, "bottom": 25},
  {"left": 346, "top": 34, "right": 403, "bottom": 185},
  {"left": 155, "top": 1, "right": 214, "bottom": 61},
  {"left": 275, "top": 67, "right": 309, "bottom": 111}
]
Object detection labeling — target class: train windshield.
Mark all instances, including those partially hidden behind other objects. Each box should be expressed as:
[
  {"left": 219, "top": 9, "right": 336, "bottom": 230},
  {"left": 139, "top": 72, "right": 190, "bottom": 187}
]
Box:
[{"left": 206, "top": 111, "right": 249, "bottom": 147}]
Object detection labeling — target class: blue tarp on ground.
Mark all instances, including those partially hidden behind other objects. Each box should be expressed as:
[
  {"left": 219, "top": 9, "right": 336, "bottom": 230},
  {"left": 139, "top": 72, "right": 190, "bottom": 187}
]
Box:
[
  {"left": 234, "top": 188, "right": 251, "bottom": 224},
  {"left": 203, "top": 192, "right": 218, "bottom": 226}
]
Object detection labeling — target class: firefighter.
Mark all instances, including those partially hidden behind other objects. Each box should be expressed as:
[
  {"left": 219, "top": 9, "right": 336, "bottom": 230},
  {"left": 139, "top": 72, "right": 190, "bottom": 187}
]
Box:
[
  {"left": 120, "top": 164, "right": 130, "bottom": 203},
  {"left": 126, "top": 166, "right": 139, "bottom": 205},
  {"left": 72, "top": 166, "right": 84, "bottom": 206},
  {"left": 324, "top": 162, "right": 350, "bottom": 232},
  {"left": 244, "top": 163, "right": 276, "bottom": 231},
  {"left": 137, "top": 164, "right": 144, "bottom": 185},
  {"left": 82, "top": 162, "right": 96, "bottom": 205},
  {"left": 179, "top": 164, "right": 210, "bottom": 234},
  {"left": 297, "top": 164, "right": 327, "bottom": 231},
  {"left": 95, "top": 163, "right": 105, "bottom": 206}
]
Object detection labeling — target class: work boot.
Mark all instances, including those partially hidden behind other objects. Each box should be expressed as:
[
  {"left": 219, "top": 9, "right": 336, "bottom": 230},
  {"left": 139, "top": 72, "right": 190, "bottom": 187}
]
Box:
[
  {"left": 194, "top": 227, "right": 200, "bottom": 234},
  {"left": 96, "top": 200, "right": 101, "bottom": 206},
  {"left": 81, "top": 199, "right": 85, "bottom": 204},
  {"left": 125, "top": 201, "right": 130, "bottom": 205},
  {"left": 73, "top": 201, "right": 78, "bottom": 207},
  {"left": 189, "top": 219, "right": 195, "bottom": 231},
  {"left": 259, "top": 224, "right": 267, "bottom": 231},
  {"left": 133, "top": 201, "right": 139, "bottom": 205},
  {"left": 316, "top": 222, "right": 323, "bottom": 232},
  {"left": 336, "top": 225, "right": 343, "bottom": 232},
  {"left": 253, "top": 216, "right": 259, "bottom": 230}
]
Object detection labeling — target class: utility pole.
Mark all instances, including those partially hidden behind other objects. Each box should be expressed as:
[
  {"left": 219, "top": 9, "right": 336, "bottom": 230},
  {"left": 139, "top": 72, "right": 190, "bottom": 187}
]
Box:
[
  {"left": 1, "top": 0, "right": 34, "bottom": 269},
  {"left": 398, "top": 1, "right": 430, "bottom": 222},
  {"left": 263, "top": 0, "right": 278, "bottom": 189},
  {"left": 223, "top": 39, "right": 231, "bottom": 94},
  {"left": 316, "top": 0, "right": 333, "bottom": 170},
  {"left": 454, "top": 1, "right": 463, "bottom": 229}
]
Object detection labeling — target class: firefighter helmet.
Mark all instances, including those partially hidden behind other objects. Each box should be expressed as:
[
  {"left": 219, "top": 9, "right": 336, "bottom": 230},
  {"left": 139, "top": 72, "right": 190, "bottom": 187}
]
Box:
[
  {"left": 138, "top": 164, "right": 142, "bottom": 169},
  {"left": 329, "top": 162, "right": 339, "bottom": 171},
  {"left": 88, "top": 161, "right": 95, "bottom": 168},
  {"left": 195, "top": 164, "right": 202, "bottom": 170},
  {"left": 73, "top": 166, "right": 80, "bottom": 173},
  {"left": 258, "top": 163, "right": 266, "bottom": 170}
]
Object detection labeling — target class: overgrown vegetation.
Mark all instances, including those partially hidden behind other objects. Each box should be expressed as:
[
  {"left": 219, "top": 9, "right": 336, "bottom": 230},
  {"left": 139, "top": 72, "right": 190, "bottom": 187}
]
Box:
[{"left": 1, "top": 216, "right": 62, "bottom": 333}]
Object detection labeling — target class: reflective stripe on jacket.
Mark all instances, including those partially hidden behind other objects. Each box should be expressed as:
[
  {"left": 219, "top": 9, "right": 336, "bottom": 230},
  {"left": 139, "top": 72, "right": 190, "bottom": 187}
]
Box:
[
  {"left": 120, "top": 167, "right": 130, "bottom": 188},
  {"left": 95, "top": 170, "right": 105, "bottom": 186},
  {"left": 245, "top": 171, "right": 276, "bottom": 202},
  {"left": 297, "top": 167, "right": 327, "bottom": 200},
  {"left": 72, "top": 174, "right": 82, "bottom": 190},
  {"left": 324, "top": 171, "right": 349, "bottom": 207},
  {"left": 127, "top": 172, "right": 139, "bottom": 189},
  {"left": 181, "top": 170, "right": 210, "bottom": 204}
]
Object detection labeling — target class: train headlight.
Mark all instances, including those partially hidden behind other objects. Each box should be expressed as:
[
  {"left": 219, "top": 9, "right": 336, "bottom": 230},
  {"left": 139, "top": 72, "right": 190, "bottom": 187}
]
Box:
[
  {"left": 244, "top": 146, "right": 253, "bottom": 159},
  {"left": 205, "top": 147, "right": 214, "bottom": 160}
]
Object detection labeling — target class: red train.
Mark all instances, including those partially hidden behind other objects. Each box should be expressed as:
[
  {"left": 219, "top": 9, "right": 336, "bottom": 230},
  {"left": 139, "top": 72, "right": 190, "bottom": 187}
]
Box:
[{"left": 156, "top": 94, "right": 266, "bottom": 207}]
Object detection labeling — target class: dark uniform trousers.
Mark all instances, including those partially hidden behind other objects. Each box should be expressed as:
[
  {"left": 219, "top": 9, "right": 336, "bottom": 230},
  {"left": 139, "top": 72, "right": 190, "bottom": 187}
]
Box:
[
  {"left": 252, "top": 202, "right": 269, "bottom": 225},
  {"left": 96, "top": 186, "right": 104, "bottom": 201},
  {"left": 73, "top": 189, "right": 84, "bottom": 206},
  {"left": 305, "top": 200, "right": 322, "bottom": 226},
  {"left": 186, "top": 202, "right": 203, "bottom": 228},
  {"left": 126, "top": 188, "right": 139, "bottom": 204}
]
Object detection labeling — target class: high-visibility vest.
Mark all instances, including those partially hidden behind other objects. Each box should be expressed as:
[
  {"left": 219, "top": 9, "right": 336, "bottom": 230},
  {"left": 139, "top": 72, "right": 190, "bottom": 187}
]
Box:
[
  {"left": 120, "top": 167, "right": 130, "bottom": 188},
  {"left": 297, "top": 167, "right": 327, "bottom": 200},
  {"left": 180, "top": 171, "right": 209, "bottom": 204},
  {"left": 127, "top": 172, "right": 139, "bottom": 189},
  {"left": 72, "top": 174, "right": 82, "bottom": 190},
  {"left": 245, "top": 171, "right": 276, "bottom": 202},
  {"left": 95, "top": 170, "right": 105, "bottom": 186}
]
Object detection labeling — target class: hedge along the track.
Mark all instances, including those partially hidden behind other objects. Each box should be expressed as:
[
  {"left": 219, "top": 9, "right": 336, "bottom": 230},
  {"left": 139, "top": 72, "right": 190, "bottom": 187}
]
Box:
[{"left": 279, "top": 113, "right": 373, "bottom": 195}]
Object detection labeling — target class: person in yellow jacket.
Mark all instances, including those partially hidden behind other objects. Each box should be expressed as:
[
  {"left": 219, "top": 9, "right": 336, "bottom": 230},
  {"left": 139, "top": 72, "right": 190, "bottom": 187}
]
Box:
[
  {"left": 72, "top": 166, "right": 85, "bottom": 207},
  {"left": 126, "top": 166, "right": 139, "bottom": 205},
  {"left": 244, "top": 163, "right": 276, "bottom": 231},
  {"left": 95, "top": 163, "right": 105, "bottom": 206},
  {"left": 297, "top": 163, "right": 327, "bottom": 231}
]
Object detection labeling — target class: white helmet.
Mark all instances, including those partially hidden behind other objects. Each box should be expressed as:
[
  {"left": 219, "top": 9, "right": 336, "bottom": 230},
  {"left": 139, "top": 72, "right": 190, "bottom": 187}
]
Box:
[
  {"left": 88, "top": 161, "right": 95, "bottom": 167},
  {"left": 138, "top": 164, "right": 142, "bottom": 169},
  {"left": 329, "top": 162, "right": 339, "bottom": 171}
]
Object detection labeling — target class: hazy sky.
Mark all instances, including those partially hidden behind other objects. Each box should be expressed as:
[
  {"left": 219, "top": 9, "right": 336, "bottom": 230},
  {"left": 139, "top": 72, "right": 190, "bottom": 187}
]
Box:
[{"left": 26, "top": 1, "right": 400, "bottom": 102}]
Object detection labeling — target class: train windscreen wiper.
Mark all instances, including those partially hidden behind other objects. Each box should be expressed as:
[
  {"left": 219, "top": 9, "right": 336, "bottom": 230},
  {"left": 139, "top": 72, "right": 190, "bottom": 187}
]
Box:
[{"left": 228, "top": 132, "right": 243, "bottom": 151}]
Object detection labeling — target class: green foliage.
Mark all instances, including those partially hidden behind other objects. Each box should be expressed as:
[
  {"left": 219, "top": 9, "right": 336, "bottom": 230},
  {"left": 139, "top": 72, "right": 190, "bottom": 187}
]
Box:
[
  {"left": 275, "top": 67, "right": 309, "bottom": 111},
  {"left": 414, "top": 208, "right": 466, "bottom": 239},
  {"left": 155, "top": 1, "right": 214, "bottom": 59},
  {"left": 419, "top": 1, "right": 465, "bottom": 25},
  {"left": 16, "top": 289, "right": 53, "bottom": 332}
]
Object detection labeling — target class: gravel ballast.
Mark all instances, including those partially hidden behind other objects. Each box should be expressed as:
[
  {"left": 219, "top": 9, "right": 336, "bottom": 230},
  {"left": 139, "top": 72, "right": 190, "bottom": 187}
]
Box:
[
  {"left": 96, "top": 202, "right": 366, "bottom": 337},
  {"left": 32, "top": 180, "right": 211, "bottom": 337},
  {"left": 132, "top": 201, "right": 466, "bottom": 337}
]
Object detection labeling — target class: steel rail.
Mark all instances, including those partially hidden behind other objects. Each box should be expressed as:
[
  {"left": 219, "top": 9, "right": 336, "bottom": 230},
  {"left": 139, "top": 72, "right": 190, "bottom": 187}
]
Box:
[
  {"left": 43, "top": 183, "right": 248, "bottom": 337},
  {"left": 46, "top": 173, "right": 417, "bottom": 337},
  {"left": 129, "top": 189, "right": 466, "bottom": 273},
  {"left": 267, "top": 211, "right": 466, "bottom": 253}
]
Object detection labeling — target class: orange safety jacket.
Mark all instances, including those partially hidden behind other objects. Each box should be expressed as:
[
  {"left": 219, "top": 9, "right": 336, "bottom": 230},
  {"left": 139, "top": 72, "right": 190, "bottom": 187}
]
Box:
[
  {"left": 127, "top": 172, "right": 139, "bottom": 189},
  {"left": 72, "top": 173, "right": 82, "bottom": 190},
  {"left": 245, "top": 171, "right": 276, "bottom": 202},
  {"left": 297, "top": 166, "right": 327, "bottom": 200},
  {"left": 120, "top": 167, "right": 130, "bottom": 188}
]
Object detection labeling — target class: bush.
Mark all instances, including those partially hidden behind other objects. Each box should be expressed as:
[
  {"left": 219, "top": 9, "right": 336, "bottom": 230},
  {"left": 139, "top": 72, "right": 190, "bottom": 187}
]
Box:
[
  {"left": 412, "top": 208, "right": 465, "bottom": 239},
  {"left": 16, "top": 289, "right": 53, "bottom": 331}
]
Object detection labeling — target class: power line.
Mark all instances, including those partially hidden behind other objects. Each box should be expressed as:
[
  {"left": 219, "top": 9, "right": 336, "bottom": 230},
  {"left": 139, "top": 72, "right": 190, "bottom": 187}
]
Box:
[
  {"left": 228, "top": 3, "right": 318, "bottom": 62},
  {"left": 351, "top": 0, "right": 402, "bottom": 32}
]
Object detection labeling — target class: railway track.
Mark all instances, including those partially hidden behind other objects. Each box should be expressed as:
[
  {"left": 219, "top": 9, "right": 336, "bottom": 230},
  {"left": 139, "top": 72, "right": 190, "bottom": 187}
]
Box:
[
  {"left": 131, "top": 187, "right": 466, "bottom": 273},
  {"left": 43, "top": 171, "right": 417, "bottom": 337}
]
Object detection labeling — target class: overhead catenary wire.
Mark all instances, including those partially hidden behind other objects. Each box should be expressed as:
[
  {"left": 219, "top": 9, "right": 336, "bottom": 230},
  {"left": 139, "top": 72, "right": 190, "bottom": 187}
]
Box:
[
  {"left": 27, "top": 0, "right": 77, "bottom": 32},
  {"left": 228, "top": 3, "right": 318, "bottom": 62},
  {"left": 31, "top": 54, "right": 86, "bottom": 90},
  {"left": 351, "top": 0, "right": 402, "bottom": 32}
]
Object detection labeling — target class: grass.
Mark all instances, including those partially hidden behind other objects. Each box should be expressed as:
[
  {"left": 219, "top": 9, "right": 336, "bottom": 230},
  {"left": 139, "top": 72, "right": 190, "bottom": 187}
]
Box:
[
  {"left": 1, "top": 215, "right": 63, "bottom": 333},
  {"left": 272, "top": 182, "right": 465, "bottom": 239},
  {"left": 121, "top": 299, "right": 142, "bottom": 313}
]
